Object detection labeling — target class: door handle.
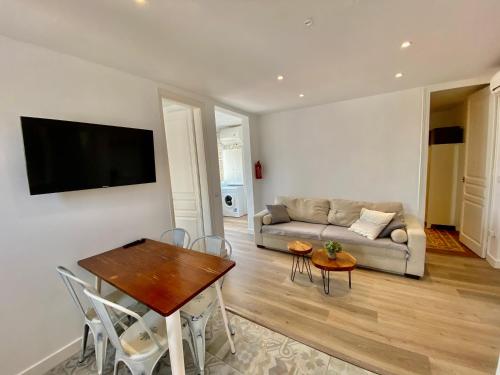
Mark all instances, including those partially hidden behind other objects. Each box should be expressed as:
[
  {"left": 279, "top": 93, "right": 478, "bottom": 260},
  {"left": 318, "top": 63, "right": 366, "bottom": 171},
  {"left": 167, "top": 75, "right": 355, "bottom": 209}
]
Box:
[{"left": 462, "top": 176, "right": 465, "bottom": 183}]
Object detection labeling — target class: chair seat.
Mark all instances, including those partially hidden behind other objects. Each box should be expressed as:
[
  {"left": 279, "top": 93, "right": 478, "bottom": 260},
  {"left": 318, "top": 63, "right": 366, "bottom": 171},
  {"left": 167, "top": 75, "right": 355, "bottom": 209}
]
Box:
[
  {"left": 120, "top": 310, "right": 168, "bottom": 358},
  {"left": 181, "top": 285, "right": 217, "bottom": 318}
]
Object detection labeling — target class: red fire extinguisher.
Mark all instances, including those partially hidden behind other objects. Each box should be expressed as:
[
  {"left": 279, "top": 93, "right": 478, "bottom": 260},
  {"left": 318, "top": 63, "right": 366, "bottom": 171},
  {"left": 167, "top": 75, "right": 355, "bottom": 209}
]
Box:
[{"left": 255, "top": 161, "right": 263, "bottom": 179}]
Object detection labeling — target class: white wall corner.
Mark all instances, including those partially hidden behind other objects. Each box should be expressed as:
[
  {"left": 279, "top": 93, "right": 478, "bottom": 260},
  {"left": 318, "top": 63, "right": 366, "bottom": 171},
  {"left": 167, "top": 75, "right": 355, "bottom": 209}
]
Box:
[{"left": 16, "top": 337, "right": 81, "bottom": 375}]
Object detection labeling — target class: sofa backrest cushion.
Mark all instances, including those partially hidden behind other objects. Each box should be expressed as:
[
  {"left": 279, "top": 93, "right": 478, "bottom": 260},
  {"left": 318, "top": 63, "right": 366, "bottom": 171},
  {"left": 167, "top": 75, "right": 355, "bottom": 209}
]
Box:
[
  {"left": 328, "top": 199, "right": 404, "bottom": 227},
  {"left": 275, "top": 196, "right": 330, "bottom": 224}
]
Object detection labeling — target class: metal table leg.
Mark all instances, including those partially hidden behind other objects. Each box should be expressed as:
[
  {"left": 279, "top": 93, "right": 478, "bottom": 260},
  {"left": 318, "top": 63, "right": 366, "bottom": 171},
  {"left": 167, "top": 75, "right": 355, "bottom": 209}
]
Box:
[
  {"left": 321, "top": 269, "right": 330, "bottom": 294},
  {"left": 349, "top": 271, "right": 352, "bottom": 289},
  {"left": 303, "top": 257, "right": 313, "bottom": 282},
  {"left": 291, "top": 254, "right": 301, "bottom": 281}
]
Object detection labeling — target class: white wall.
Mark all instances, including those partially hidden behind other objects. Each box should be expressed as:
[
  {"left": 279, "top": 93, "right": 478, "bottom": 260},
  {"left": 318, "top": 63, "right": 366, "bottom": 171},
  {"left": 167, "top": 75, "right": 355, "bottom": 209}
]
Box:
[{"left": 256, "top": 88, "right": 424, "bottom": 214}]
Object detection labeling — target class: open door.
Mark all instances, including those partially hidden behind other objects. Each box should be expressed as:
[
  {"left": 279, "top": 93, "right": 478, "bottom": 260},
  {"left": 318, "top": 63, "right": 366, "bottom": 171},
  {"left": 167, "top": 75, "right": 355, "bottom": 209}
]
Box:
[
  {"left": 163, "top": 101, "right": 205, "bottom": 240},
  {"left": 460, "top": 87, "right": 495, "bottom": 257}
]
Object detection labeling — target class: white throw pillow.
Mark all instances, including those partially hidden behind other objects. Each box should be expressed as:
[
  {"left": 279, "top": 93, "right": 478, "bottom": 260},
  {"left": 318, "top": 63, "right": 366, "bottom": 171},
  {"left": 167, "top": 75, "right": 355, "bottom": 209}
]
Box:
[
  {"left": 391, "top": 229, "right": 408, "bottom": 243},
  {"left": 349, "top": 208, "right": 395, "bottom": 240}
]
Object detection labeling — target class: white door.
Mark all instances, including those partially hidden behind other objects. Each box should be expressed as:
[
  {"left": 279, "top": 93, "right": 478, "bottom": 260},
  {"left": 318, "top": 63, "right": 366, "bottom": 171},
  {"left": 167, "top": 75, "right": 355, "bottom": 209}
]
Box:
[
  {"left": 163, "top": 105, "right": 205, "bottom": 240},
  {"left": 460, "top": 87, "right": 495, "bottom": 257}
]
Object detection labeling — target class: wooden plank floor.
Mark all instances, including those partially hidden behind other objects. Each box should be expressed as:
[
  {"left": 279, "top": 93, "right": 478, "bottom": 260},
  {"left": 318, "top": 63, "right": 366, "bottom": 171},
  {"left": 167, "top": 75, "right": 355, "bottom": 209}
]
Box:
[{"left": 222, "top": 217, "right": 500, "bottom": 375}]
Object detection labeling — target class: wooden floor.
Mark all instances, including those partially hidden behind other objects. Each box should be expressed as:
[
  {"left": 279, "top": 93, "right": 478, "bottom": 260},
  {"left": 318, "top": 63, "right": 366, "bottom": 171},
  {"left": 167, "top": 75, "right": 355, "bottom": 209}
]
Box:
[{"left": 222, "top": 216, "right": 500, "bottom": 375}]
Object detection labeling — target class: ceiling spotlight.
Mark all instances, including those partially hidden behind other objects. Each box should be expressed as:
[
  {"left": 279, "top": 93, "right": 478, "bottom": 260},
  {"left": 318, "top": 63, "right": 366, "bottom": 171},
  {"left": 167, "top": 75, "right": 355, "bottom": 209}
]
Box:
[
  {"left": 277, "top": 75, "right": 284, "bottom": 81},
  {"left": 299, "top": 94, "right": 305, "bottom": 98},
  {"left": 395, "top": 72, "right": 403, "bottom": 78},
  {"left": 401, "top": 41, "right": 412, "bottom": 49},
  {"left": 304, "top": 18, "right": 313, "bottom": 28}
]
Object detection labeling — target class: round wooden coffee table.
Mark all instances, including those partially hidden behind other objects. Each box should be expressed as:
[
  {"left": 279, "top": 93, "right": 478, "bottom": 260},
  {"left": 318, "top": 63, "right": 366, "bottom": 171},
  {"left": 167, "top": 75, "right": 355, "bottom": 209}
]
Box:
[
  {"left": 311, "top": 249, "right": 357, "bottom": 294},
  {"left": 287, "top": 240, "right": 313, "bottom": 282}
]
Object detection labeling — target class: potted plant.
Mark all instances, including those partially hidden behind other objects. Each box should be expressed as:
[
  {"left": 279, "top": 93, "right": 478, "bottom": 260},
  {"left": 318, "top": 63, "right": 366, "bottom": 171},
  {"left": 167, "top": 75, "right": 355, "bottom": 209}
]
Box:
[{"left": 325, "top": 240, "right": 342, "bottom": 260}]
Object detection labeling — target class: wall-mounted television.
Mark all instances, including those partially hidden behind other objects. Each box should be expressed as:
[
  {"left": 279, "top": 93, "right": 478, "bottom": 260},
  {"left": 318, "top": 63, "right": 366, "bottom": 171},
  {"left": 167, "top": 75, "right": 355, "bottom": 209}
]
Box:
[{"left": 21, "top": 116, "right": 156, "bottom": 195}]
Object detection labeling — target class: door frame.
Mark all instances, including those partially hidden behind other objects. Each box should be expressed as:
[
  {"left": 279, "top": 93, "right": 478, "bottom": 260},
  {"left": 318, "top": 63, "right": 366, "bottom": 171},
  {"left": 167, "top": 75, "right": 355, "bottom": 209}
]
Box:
[
  {"left": 214, "top": 106, "right": 256, "bottom": 232},
  {"left": 158, "top": 88, "right": 213, "bottom": 235},
  {"left": 418, "top": 76, "right": 499, "bottom": 258}
]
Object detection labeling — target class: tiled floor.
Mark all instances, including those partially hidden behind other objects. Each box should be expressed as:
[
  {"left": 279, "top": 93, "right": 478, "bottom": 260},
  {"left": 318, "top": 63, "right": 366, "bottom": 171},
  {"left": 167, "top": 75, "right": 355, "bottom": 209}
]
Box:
[{"left": 46, "top": 308, "right": 374, "bottom": 375}]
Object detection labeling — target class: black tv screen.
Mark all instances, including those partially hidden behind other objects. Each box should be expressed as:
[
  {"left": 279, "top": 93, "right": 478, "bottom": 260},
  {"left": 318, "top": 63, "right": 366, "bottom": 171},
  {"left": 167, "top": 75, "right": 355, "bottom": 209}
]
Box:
[{"left": 21, "top": 117, "right": 156, "bottom": 195}]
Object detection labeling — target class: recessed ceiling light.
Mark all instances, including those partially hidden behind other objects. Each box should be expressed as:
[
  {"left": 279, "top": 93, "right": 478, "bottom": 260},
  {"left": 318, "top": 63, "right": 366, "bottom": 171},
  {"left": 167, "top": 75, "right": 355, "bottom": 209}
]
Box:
[
  {"left": 304, "top": 18, "right": 313, "bottom": 28},
  {"left": 299, "top": 94, "right": 305, "bottom": 98},
  {"left": 401, "top": 41, "right": 412, "bottom": 49},
  {"left": 277, "top": 75, "right": 284, "bottom": 81},
  {"left": 135, "top": 0, "right": 146, "bottom": 5},
  {"left": 395, "top": 72, "right": 403, "bottom": 78}
]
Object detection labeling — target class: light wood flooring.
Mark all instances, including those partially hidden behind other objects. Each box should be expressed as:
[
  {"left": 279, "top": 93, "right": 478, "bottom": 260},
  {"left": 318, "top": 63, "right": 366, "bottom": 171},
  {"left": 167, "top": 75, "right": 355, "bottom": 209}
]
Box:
[{"left": 222, "top": 216, "right": 500, "bottom": 375}]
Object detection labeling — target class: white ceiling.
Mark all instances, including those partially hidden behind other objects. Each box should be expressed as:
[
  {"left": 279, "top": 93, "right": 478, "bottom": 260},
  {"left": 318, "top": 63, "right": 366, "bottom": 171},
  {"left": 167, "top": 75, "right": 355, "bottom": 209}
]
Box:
[{"left": 1, "top": 0, "right": 499, "bottom": 114}]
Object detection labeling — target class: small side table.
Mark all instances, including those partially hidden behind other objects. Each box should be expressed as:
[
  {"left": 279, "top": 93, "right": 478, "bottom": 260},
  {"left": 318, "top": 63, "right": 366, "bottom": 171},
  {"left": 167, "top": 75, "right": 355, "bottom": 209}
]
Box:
[
  {"left": 287, "top": 240, "right": 313, "bottom": 282},
  {"left": 311, "top": 249, "right": 357, "bottom": 294}
]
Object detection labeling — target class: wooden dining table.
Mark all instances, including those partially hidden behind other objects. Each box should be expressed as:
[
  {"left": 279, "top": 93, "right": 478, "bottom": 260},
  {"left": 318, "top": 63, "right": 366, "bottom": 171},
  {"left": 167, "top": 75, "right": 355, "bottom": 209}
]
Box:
[{"left": 78, "top": 238, "right": 236, "bottom": 375}]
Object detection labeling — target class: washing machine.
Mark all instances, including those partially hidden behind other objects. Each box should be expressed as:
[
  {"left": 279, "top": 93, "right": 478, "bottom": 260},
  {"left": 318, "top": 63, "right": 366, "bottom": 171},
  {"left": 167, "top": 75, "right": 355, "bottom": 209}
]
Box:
[{"left": 221, "top": 185, "right": 247, "bottom": 217}]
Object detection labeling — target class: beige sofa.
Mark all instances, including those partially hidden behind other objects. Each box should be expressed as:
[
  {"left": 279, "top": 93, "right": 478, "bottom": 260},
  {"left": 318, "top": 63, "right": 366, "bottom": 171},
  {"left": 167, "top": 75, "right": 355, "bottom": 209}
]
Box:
[{"left": 254, "top": 196, "right": 426, "bottom": 278}]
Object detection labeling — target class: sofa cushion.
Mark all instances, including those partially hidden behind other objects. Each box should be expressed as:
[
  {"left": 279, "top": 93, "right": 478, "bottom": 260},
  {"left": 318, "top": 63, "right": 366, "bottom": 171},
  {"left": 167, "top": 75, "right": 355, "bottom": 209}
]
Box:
[
  {"left": 349, "top": 208, "right": 395, "bottom": 240},
  {"left": 266, "top": 204, "right": 291, "bottom": 224},
  {"left": 378, "top": 217, "right": 406, "bottom": 238},
  {"left": 320, "top": 225, "right": 408, "bottom": 252},
  {"left": 328, "top": 199, "right": 405, "bottom": 227},
  {"left": 275, "top": 196, "right": 330, "bottom": 224},
  {"left": 262, "top": 221, "right": 327, "bottom": 240},
  {"left": 391, "top": 229, "right": 408, "bottom": 244},
  {"left": 262, "top": 214, "right": 272, "bottom": 225}
]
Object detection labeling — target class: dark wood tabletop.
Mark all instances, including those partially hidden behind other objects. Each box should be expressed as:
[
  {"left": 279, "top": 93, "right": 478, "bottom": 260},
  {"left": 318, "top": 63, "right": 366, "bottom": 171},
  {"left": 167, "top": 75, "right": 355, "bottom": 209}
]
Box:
[{"left": 78, "top": 239, "right": 236, "bottom": 316}]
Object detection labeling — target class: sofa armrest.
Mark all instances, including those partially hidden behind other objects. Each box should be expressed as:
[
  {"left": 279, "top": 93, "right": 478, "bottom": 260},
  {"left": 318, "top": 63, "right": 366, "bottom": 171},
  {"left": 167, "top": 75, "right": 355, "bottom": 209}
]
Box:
[
  {"left": 253, "top": 209, "right": 268, "bottom": 246},
  {"left": 405, "top": 214, "right": 426, "bottom": 277}
]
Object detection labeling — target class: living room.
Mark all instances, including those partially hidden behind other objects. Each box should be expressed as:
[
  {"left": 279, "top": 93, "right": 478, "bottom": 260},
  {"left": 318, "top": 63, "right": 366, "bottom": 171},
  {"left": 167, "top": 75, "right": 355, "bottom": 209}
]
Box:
[{"left": 1, "top": 1, "right": 500, "bottom": 375}]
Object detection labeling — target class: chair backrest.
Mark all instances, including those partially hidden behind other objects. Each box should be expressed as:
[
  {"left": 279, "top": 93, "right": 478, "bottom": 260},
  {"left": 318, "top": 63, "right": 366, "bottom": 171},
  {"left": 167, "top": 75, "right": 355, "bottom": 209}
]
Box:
[
  {"left": 84, "top": 288, "right": 163, "bottom": 357},
  {"left": 190, "top": 235, "right": 232, "bottom": 260},
  {"left": 56, "top": 266, "right": 94, "bottom": 320},
  {"left": 159, "top": 228, "right": 191, "bottom": 248}
]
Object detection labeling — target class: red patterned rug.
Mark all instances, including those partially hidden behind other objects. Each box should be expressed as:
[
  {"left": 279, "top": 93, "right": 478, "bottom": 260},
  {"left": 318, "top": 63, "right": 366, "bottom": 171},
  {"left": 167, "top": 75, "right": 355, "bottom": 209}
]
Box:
[{"left": 425, "top": 228, "right": 478, "bottom": 257}]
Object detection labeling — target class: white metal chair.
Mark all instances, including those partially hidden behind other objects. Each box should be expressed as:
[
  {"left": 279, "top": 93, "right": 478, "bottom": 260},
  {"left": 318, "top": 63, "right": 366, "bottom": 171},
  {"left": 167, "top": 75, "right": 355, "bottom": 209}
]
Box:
[
  {"left": 183, "top": 235, "right": 236, "bottom": 375},
  {"left": 84, "top": 288, "right": 170, "bottom": 375},
  {"left": 159, "top": 228, "right": 191, "bottom": 248},
  {"left": 83, "top": 289, "right": 196, "bottom": 375},
  {"left": 56, "top": 266, "right": 137, "bottom": 374}
]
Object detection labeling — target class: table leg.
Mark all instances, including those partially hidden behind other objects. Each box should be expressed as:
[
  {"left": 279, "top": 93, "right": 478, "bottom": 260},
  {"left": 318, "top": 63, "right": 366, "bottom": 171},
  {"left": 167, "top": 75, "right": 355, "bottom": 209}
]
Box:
[
  {"left": 215, "top": 280, "right": 236, "bottom": 354},
  {"left": 349, "top": 271, "right": 352, "bottom": 289},
  {"left": 304, "top": 257, "right": 313, "bottom": 282},
  {"left": 291, "top": 255, "right": 300, "bottom": 281},
  {"left": 165, "top": 310, "right": 186, "bottom": 375},
  {"left": 94, "top": 276, "right": 101, "bottom": 294},
  {"left": 321, "top": 269, "right": 330, "bottom": 294}
]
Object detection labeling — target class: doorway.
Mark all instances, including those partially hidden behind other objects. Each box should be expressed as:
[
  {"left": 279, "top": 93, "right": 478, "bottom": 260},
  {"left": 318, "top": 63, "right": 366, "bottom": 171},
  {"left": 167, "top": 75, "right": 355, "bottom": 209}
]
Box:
[
  {"left": 161, "top": 98, "right": 210, "bottom": 241},
  {"left": 424, "top": 84, "right": 495, "bottom": 258},
  {"left": 214, "top": 107, "right": 254, "bottom": 236}
]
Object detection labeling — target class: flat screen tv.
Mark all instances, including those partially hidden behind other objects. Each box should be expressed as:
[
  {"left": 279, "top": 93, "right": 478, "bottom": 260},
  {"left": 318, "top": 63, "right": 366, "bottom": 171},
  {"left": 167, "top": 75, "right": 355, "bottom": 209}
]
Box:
[{"left": 21, "top": 116, "right": 156, "bottom": 195}]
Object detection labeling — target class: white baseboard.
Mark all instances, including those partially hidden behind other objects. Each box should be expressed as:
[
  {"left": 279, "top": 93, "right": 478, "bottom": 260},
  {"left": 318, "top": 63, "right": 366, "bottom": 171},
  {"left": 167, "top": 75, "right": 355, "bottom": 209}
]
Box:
[
  {"left": 16, "top": 337, "right": 81, "bottom": 375},
  {"left": 487, "top": 252, "right": 500, "bottom": 269}
]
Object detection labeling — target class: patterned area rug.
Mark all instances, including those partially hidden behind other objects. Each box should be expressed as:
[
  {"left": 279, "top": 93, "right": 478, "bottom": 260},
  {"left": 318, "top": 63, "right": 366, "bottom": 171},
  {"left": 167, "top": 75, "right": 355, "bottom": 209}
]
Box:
[
  {"left": 425, "top": 228, "right": 477, "bottom": 257},
  {"left": 46, "top": 308, "right": 374, "bottom": 375}
]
